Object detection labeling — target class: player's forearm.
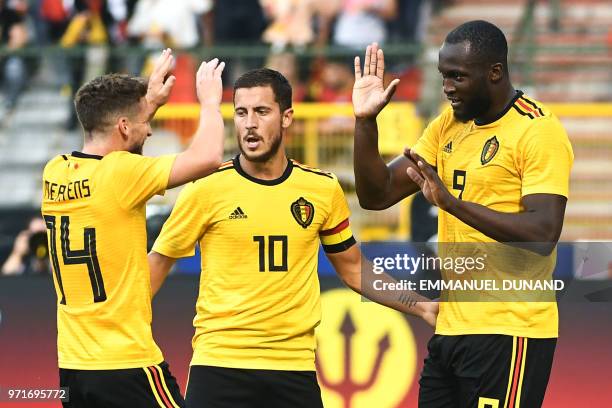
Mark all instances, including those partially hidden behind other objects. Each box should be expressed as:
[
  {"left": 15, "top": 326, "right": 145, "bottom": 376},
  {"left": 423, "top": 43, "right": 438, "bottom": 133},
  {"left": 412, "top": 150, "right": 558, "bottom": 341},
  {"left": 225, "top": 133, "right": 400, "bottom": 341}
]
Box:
[
  {"left": 361, "top": 268, "right": 433, "bottom": 318},
  {"left": 190, "top": 104, "right": 225, "bottom": 166},
  {"left": 145, "top": 101, "right": 161, "bottom": 122},
  {"left": 445, "top": 198, "right": 559, "bottom": 254},
  {"left": 340, "top": 257, "right": 431, "bottom": 319},
  {"left": 174, "top": 105, "right": 224, "bottom": 181},
  {"left": 148, "top": 252, "right": 176, "bottom": 297},
  {"left": 353, "top": 117, "right": 393, "bottom": 209}
]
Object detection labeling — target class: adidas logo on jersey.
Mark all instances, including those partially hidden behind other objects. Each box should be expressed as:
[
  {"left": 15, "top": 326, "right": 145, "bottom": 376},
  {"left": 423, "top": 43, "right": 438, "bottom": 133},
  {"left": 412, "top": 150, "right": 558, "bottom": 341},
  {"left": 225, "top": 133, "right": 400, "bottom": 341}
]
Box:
[
  {"left": 443, "top": 141, "right": 453, "bottom": 153},
  {"left": 229, "top": 207, "right": 248, "bottom": 219}
]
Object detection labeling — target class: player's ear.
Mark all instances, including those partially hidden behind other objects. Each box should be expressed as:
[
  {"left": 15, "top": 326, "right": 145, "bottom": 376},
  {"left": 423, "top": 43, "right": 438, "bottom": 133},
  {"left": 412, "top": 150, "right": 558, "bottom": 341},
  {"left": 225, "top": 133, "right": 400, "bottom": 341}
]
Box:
[
  {"left": 117, "top": 117, "right": 130, "bottom": 138},
  {"left": 281, "top": 108, "right": 294, "bottom": 129},
  {"left": 489, "top": 62, "right": 504, "bottom": 83}
]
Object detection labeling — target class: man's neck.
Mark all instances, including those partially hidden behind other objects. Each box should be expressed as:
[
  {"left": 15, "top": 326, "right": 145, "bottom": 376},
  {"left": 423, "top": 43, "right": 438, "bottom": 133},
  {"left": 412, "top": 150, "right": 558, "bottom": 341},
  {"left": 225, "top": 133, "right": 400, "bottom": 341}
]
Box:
[
  {"left": 81, "top": 132, "right": 120, "bottom": 157},
  {"left": 239, "top": 153, "right": 288, "bottom": 181},
  {"left": 476, "top": 85, "right": 517, "bottom": 124}
]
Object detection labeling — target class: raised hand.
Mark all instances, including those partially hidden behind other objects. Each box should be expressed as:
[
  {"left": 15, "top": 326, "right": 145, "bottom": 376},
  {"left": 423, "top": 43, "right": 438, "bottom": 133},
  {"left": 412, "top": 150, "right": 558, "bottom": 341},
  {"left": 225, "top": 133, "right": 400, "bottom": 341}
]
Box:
[
  {"left": 146, "top": 48, "right": 176, "bottom": 116},
  {"left": 196, "top": 58, "right": 225, "bottom": 107},
  {"left": 352, "top": 42, "right": 400, "bottom": 119},
  {"left": 406, "top": 149, "right": 454, "bottom": 210}
]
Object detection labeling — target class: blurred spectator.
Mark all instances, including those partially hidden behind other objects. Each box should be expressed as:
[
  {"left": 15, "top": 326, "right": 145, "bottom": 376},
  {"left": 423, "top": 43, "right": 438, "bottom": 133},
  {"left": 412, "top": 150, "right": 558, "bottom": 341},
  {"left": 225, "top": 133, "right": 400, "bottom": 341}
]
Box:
[
  {"left": 0, "top": 0, "right": 29, "bottom": 123},
  {"left": 308, "top": 0, "right": 341, "bottom": 48},
  {"left": 265, "top": 52, "right": 306, "bottom": 101},
  {"left": 38, "top": 0, "right": 70, "bottom": 43},
  {"left": 332, "top": 0, "right": 397, "bottom": 50},
  {"left": 309, "top": 58, "right": 353, "bottom": 103},
  {"left": 1, "top": 217, "right": 51, "bottom": 276},
  {"left": 37, "top": 0, "right": 71, "bottom": 91},
  {"left": 387, "top": 0, "right": 431, "bottom": 44},
  {"left": 208, "top": 0, "right": 266, "bottom": 46},
  {"left": 60, "top": 2, "right": 108, "bottom": 48},
  {"left": 127, "top": 0, "right": 211, "bottom": 49},
  {"left": 206, "top": 0, "right": 267, "bottom": 93},
  {"left": 260, "top": 0, "right": 341, "bottom": 52},
  {"left": 308, "top": 58, "right": 354, "bottom": 131},
  {"left": 61, "top": 0, "right": 130, "bottom": 129},
  {"left": 260, "top": 0, "right": 315, "bottom": 52},
  {"left": 127, "top": 1, "right": 212, "bottom": 105}
]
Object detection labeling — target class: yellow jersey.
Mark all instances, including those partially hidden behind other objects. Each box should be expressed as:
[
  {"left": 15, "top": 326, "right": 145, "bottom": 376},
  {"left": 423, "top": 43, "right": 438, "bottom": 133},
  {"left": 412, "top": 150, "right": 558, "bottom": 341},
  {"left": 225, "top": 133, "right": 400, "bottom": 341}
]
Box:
[
  {"left": 41, "top": 150, "right": 176, "bottom": 369},
  {"left": 412, "top": 91, "right": 574, "bottom": 338},
  {"left": 153, "top": 156, "right": 355, "bottom": 371}
]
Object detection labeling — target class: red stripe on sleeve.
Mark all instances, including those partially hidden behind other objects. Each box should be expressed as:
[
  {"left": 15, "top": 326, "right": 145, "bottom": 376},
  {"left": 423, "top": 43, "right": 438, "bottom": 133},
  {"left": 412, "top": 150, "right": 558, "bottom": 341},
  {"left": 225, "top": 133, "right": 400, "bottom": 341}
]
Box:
[{"left": 320, "top": 219, "right": 350, "bottom": 236}]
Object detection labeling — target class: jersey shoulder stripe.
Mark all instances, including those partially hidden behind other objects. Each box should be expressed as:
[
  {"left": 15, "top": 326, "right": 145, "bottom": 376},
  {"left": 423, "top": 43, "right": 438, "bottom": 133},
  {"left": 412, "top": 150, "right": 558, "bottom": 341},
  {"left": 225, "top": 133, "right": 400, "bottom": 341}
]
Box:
[
  {"left": 513, "top": 97, "right": 543, "bottom": 120},
  {"left": 215, "top": 160, "right": 235, "bottom": 173},
  {"left": 519, "top": 96, "right": 545, "bottom": 117},
  {"left": 512, "top": 103, "right": 534, "bottom": 119},
  {"left": 291, "top": 160, "right": 334, "bottom": 179}
]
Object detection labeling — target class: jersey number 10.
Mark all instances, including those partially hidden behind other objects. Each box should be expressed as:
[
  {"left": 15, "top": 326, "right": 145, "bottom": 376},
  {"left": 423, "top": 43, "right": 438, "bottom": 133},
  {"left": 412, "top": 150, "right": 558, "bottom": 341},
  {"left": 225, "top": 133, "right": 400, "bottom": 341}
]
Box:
[
  {"left": 253, "top": 235, "right": 288, "bottom": 272},
  {"left": 44, "top": 215, "right": 107, "bottom": 305}
]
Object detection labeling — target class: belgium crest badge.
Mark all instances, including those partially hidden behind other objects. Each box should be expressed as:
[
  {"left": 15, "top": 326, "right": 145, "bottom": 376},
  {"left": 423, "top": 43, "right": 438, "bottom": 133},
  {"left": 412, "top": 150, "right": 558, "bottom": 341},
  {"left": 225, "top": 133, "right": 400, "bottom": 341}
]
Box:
[
  {"left": 291, "top": 197, "right": 314, "bottom": 228},
  {"left": 481, "top": 136, "right": 499, "bottom": 165}
]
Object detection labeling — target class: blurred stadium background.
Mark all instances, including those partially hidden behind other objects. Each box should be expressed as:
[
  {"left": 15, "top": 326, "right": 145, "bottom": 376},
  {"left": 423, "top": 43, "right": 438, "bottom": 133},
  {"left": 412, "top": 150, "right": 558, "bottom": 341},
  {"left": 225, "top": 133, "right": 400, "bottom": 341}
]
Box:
[{"left": 0, "top": 0, "right": 611, "bottom": 407}]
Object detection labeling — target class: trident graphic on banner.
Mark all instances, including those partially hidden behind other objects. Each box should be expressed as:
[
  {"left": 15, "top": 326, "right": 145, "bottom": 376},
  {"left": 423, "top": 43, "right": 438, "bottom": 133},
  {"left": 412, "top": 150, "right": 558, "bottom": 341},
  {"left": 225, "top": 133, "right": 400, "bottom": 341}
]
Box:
[
  {"left": 316, "top": 310, "right": 390, "bottom": 408},
  {"left": 316, "top": 289, "right": 418, "bottom": 408}
]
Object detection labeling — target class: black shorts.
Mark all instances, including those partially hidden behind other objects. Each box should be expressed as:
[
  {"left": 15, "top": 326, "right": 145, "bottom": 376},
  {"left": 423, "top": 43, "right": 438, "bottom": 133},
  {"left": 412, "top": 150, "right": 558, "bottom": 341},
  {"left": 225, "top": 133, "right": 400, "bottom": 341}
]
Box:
[
  {"left": 59, "top": 361, "right": 185, "bottom": 408},
  {"left": 419, "top": 334, "right": 556, "bottom": 408},
  {"left": 185, "top": 365, "right": 323, "bottom": 408}
]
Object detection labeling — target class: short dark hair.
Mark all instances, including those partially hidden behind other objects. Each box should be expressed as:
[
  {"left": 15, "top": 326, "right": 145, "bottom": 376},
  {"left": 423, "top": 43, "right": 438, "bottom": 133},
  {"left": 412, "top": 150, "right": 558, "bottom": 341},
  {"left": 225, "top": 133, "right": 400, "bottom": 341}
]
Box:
[
  {"left": 75, "top": 74, "right": 147, "bottom": 133},
  {"left": 233, "top": 68, "right": 292, "bottom": 112},
  {"left": 445, "top": 20, "right": 508, "bottom": 69}
]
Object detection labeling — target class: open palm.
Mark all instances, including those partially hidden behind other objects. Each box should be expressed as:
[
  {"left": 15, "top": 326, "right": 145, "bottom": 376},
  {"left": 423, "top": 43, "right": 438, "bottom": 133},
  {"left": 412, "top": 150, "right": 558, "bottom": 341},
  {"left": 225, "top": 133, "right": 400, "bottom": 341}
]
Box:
[{"left": 352, "top": 43, "right": 400, "bottom": 119}]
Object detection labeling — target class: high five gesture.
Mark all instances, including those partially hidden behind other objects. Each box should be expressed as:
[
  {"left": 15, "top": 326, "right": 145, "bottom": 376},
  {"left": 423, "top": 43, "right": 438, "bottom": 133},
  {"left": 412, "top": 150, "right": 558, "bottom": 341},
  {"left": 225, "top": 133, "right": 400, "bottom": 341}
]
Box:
[
  {"left": 145, "top": 48, "right": 176, "bottom": 120},
  {"left": 196, "top": 58, "right": 225, "bottom": 107},
  {"left": 167, "top": 57, "right": 226, "bottom": 188},
  {"left": 352, "top": 43, "right": 400, "bottom": 119}
]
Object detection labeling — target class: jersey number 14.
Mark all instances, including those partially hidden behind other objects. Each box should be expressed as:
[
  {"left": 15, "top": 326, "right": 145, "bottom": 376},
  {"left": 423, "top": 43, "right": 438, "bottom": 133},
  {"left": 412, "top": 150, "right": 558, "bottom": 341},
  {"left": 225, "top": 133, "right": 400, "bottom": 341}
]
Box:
[{"left": 44, "top": 215, "right": 106, "bottom": 305}]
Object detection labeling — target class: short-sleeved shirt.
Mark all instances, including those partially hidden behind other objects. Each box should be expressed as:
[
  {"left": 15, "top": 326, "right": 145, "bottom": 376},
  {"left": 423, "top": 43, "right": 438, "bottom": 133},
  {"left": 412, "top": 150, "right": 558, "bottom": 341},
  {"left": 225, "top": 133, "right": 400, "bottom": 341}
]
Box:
[
  {"left": 412, "top": 91, "right": 574, "bottom": 338},
  {"left": 153, "top": 156, "right": 356, "bottom": 371},
  {"left": 41, "top": 151, "right": 176, "bottom": 369}
]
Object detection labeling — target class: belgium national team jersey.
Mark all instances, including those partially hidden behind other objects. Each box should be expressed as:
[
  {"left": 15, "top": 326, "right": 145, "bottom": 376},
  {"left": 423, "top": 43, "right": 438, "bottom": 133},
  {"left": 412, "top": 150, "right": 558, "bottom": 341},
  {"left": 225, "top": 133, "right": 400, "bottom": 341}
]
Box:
[
  {"left": 153, "top": 156, "right": 355, "bottom": 371},
  {"left": 41, "top": 151, "right": 176, "bottom": 369},
  {"left": 412, "top": 91, "right": 574, "bottom": 338}
]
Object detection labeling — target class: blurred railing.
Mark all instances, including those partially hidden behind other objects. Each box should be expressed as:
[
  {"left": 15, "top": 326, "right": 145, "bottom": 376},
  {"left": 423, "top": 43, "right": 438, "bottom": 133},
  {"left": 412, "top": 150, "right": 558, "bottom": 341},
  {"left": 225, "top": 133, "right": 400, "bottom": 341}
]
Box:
[
  {"left": 3, "top": 41, "right": 611, "bottom": 111},
  {"left": 0, "top": 44, "right": 424, "bottom": 58}
]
